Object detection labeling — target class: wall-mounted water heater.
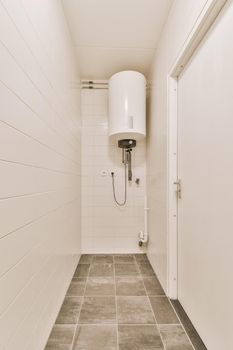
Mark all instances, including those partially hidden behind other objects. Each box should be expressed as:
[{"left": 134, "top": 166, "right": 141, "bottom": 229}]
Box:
[{"left": 108, "top": 71, "right": 146, "bottom": 205}]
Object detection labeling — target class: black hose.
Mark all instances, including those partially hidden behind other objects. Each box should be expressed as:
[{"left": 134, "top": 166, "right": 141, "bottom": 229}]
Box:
[{"left": 111, "top": 162, "right": 127, "bottom": 206}]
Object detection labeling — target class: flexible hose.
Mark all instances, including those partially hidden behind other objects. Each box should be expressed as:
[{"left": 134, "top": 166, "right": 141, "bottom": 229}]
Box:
[{"left": 111, "top": 161, "right": 127, "bottom": 206}]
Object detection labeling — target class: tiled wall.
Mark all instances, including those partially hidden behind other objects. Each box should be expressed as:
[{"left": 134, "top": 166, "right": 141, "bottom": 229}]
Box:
[
  {"left": 0, "top": 1, "right": 81, "bottom": 349},
  {"left": 81, "top": 88, "right": 146, "bottom": 253}
]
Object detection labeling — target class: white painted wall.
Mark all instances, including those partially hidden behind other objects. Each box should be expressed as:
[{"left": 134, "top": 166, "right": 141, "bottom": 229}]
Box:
[
  {"left": 81, "top": 88, "right": 146, "bottom": 253},
  {"left": 147, "top": 0, "right": 209, "bottom": 291},
  {"left": 0, "top": 1, "right": 81, "bottom": 349}
]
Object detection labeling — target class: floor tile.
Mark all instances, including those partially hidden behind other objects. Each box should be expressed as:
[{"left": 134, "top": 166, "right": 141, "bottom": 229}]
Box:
[
  {"left": 159, "top": 325, "right": 193, "bottom": 350},
  {"left": 79, "top": 297, "right": 116, "bottom": 324},
  {"left": 138, "top": 263, "right": 155, "bottom": 276},
  {"left": 45, "top": 345, "right": 70, "bottom": 350},
  {"left": 134, "top": 254, "right": 149, "bottom": 263},
  {"left": 118, "top": 325, "right": 164, "bottom": 350},
  {"left": 117, "top": 296, "right": 155, "bottom": 324},
  {"left": 73, "top": 325, "right": 117, "bottom": 350},
  {"left": 93, "top": 255, "right": 113, "bottom": 263},
  {"left": 45, "top": 324, "right": 75, "bottom": 350},
  {"left": 66, "top": 278, "right": 86, "bottom": 296},
  {"left": 74, "top": 264, "right": 90, "bottom": 277},
  {"left": 85, "top": 277, "right": 115, "bottom": 295},
  {"left": 115, "top": 263, "right": 140, "bottom": 276},
  {"left": 44, "top": 255, "right": 200, "bottom": 350},
  {"left": 114, "top": 255, "right": 135, "bottom": 263},
  {"left": 55, "top": 297, "right": 82, "bottom": 324},
  {"left": 149, "top": 297, "right": 179, "bottom": 324},
  {"left": 143, "top": 276, "right": 165, "bottom": 295},
  {"left": 116, "top": 277, "right": 146, "bottom": 296},
  {"left": 79, "top": 255, "right": 94, "bottom": 264},
  {"left": 89, "top": 263, "right": 114, "bottom": 276}
]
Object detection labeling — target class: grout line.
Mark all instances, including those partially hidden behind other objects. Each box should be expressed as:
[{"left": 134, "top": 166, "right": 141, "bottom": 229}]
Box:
[
  {"left": 0, "top": 196, "right": 79, "bottom": 241},
  {"left": 69, "top": 257, "right": 89, "bottom": 350},
  {"left": 113, "top": 257, "right": 119, "bottom": 350},
  {"left": 153, "top": 324, "right": 167, "bottom": 350},
  {"left": 65, "top": 293, "right": 166, "bottom": 298},
  {"left": 137, "top": 265, "right": 156, "bottom": 325},
  {"left": 59, "top": 322, "right": 182, "bottom": 326},
  {"left": 8, "top": 261, "right": 62, "bottom": 350},
  {"left": 74, "top": 294, "right": 115, "bottom": 298},
  {"left": 16, "top": 0, "right": 81, "bottom": 124},
  {"left": 67, "top": 319, "right": 79, "bottom": 347},
  {"left": 0, "top": 186, "right": 75, "bottom": 201},
  {"left": 138, "top": 254, "right": 195, "bottom": 349},
  {"left": 0, "top": 33, "right": 80, "bottom": 148},
  {"left": 76, "top": 44, "right": 155, "bottom": 50},
  {"left": 146, "top": 295, "right": 167, "bottom": 297},
  {"left": 70, "top": 323, "right": 117, "bottom": 326},
  {"left": 141, "top": 263, "right": 179, "bottom": 350},
  {"left": 0, "top": 119, "right": 80, "bottom": 167},
  {"left": 154, "top": 323, "right": 182, "bottom": 326},
  {"left": 0, "top": 255, "right": 50, "bottom": 320},
  {"left": 79, "top": 273, "right": 157, "bottom": 278},
  {"left": 91, "top": 256, "right": 193, "bottom": 349},
  {"left": 0, "top": 78, "right": 80, "bottom": 157},
  {"left": 0, "top": 157, "right": 80, "bottom": 176},
  {"left": 137, "top": 257, "right": 167, "bottom": 350},
  {"left": 57, "top": 255, "right": 196, "bottom": 350}
]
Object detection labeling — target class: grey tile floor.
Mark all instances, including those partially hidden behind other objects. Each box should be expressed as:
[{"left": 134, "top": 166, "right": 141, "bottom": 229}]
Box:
[{"left": 45, "top": 254, "right": 194, "bottom": 350}]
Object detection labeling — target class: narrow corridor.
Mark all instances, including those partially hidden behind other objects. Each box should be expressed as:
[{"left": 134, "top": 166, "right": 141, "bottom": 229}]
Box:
[{"left": 45, "top": 254, "right": 193, "bottom": 349}]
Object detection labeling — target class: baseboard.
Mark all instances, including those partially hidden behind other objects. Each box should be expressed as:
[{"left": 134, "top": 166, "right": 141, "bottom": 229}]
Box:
[{"left": 171, "top": 299, "right": 207, "bottom": 350}]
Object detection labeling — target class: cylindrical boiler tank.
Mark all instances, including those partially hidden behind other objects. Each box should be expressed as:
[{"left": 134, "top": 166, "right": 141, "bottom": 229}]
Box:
[{"left": 108, "top": 71, "right": 146, "bottom": 141}]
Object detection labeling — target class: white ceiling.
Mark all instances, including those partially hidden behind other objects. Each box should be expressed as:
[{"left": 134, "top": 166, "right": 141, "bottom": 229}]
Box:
[{"left": 62, "top": 0, "right": 173, "bottom": 79}]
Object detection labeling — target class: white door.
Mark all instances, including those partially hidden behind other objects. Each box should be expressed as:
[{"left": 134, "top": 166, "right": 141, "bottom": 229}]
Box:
[{"left": 177, "top": 2, "right": 233, "bottom": 349}]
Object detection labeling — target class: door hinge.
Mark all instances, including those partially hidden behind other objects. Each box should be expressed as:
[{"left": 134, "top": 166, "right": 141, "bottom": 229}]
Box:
[{"left": 174, "top": 179, "right": 181, "bottom": 199}]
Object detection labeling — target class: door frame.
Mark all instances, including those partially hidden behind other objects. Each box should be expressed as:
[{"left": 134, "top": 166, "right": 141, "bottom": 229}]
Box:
[{"left": 167, "top": 0, "right": 228, "bottom": 299}]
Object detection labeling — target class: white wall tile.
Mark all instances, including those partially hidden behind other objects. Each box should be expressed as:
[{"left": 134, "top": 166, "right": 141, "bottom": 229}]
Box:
[
  {"left": 81, "top": 89, "right": 146, "bottom": 253},
  {"left": 0, "top": 1, "right": 81, "bottom": 349}
]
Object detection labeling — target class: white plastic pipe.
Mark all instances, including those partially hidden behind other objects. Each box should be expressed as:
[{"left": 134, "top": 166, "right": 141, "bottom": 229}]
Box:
[
  {"left": 139, "top": 196, "right": 149, "bottom": 245},
  {"left": 144, "top": 195, "right": 149, "bottom": 238}
]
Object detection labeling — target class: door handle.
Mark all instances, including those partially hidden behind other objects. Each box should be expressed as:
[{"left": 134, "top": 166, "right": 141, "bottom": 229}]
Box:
[{"left": 174, "top": 179, "right": 182, "bottom": 199}]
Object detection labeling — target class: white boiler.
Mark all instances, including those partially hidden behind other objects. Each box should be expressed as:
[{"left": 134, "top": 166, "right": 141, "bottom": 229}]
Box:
[
  {"left": 108, "top": 71, "right": 146, "bottom": 141},
  {"left": 108, "top": 71, "right": 146, "bottom": 208}
]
